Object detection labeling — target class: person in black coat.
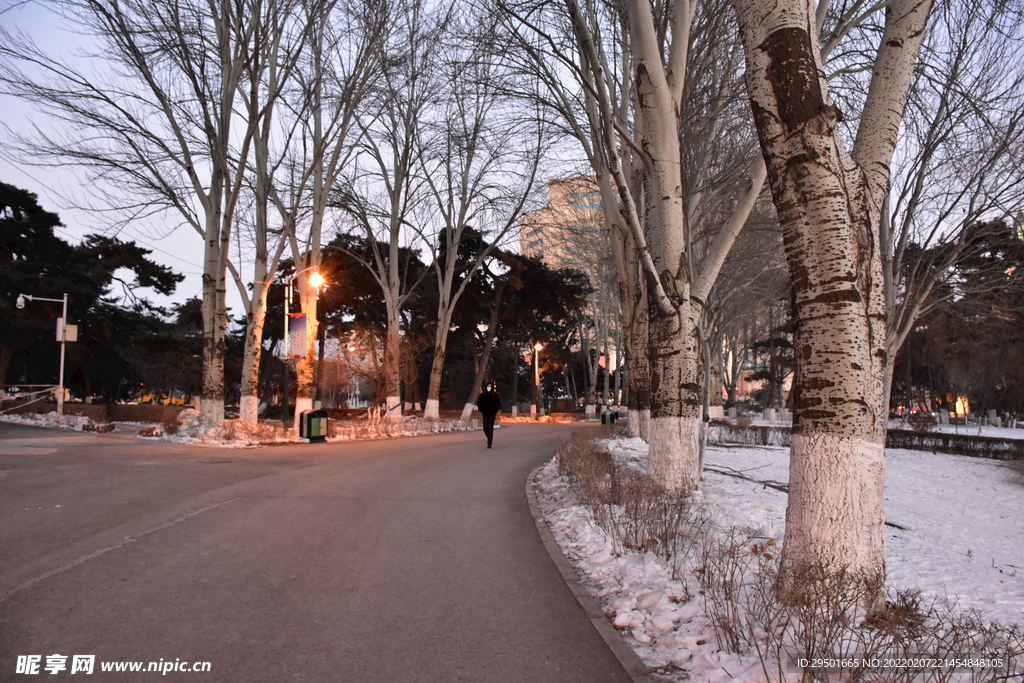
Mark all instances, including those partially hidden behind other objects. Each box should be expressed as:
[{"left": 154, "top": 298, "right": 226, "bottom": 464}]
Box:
[{"left": 476, "top": 381, "right": 502, "bottom": 448}]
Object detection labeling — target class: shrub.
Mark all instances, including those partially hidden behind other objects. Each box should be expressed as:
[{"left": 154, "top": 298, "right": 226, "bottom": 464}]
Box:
[
  {"left": 906, "top": 411, "right": 939, "bottom": 431},
  {"left": 550, "top": 432, "right": 1023, "bottom": 682}
]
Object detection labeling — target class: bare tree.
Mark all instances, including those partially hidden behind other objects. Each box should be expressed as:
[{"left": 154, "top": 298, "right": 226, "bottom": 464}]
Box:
[
  {"left": 500, "top": 0, "right": 768, "bottom": 491},
  {"left": 262, "top": 0, "right": 386, "bottom": 428},
  {"left": 331, "top": 0, "right": 442, "bottom": 420},
  {"left": 728, "top": 0, "right": 932, "bottom": 599},
  {"left": 1, "top": 0, "right": 275, "bottom": 424},
  {"left": 418, "top": 14, "right": 548, "bottom": 420},
  {"left": 229, "top": 0, "right": 312, "bottom": 426},
  {"left": 881, "top": 1, "right": 1024, "bottom": 403}
]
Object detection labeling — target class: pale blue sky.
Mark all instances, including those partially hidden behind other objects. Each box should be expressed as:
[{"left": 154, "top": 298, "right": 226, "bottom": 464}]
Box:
[{"left": 1, "top": 0, "right": 221, "bottom": 312}]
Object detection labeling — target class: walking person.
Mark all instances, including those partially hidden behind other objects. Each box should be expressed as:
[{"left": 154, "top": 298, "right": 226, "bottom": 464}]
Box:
[{"left": 476, "top": 382, "right": 502, "bottom": 448}]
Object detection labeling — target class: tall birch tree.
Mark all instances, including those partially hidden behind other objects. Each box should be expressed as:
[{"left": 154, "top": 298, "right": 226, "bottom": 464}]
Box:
[
  {"left": 332, "top": 0, "right": 440, "bottom": 420},
  {"left": 272, "top": 0, "right": 385, "bottom": 427},
  {"left": 728, "top": 0, "right": 932, "bottom": 593},
  {"left": 570, "top": 0, "right": 766, "bottom": 491},
  {"left": 880, "top": 0, "right": 1024, "bottom": 406}
]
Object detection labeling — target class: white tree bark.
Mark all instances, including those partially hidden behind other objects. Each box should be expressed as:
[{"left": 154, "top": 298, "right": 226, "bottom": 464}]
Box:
[
  {"left": 625, "top": 0, "right": 704, "bottom": 493},
  {"left": 729, "top": 0, "right": 932, "bottom": 590}
]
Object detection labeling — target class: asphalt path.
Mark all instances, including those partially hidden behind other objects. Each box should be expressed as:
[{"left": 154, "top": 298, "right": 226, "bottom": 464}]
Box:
[{"left": 0, "top": 420, "right": 634, "bottom": 682}]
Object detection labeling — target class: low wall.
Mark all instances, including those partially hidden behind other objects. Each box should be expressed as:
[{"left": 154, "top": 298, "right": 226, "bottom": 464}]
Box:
[
  {"left": 708, "top": 424, "right": 1024, "bottom": 461},
  {"left": 1, "top": 399, "right": 188, "bottom": 425}
]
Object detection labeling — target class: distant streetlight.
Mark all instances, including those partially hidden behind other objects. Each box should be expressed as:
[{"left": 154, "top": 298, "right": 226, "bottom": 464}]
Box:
[
  {"left": 532, "top": 342, "right": 543, "bottom": 418},
  {"left": 16, "top": 293, "right": 74, "bottom": 416}
]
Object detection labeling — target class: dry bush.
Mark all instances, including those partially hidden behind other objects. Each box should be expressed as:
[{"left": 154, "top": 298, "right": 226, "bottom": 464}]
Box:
[
  {"left": 745, "top": 563, "right": 1023, "bottom": 683},
  {"left": 696, "top": 526, "right": 763, "bottom": 653},
  {"left": 610, "top": 470, "right": 709, "bottom": 578},
  {"left": 555, "top": 432, "right": 617, "bottom": 508},
  {"left": 554, "top": 431, "right": 706, "bottom": 577},
  {"left": 552, "top": 433, "right": 1022, "bottom": 682},
  {"left": 692, "top": 527, "right": 1023, "bottom": 682},
  {"left": 906, "top": 412, "right": 939, "bottom": 431}
]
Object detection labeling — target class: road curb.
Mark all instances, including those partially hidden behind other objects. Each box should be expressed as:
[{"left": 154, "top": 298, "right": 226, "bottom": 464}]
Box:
[{"left": 526, "top": 464, "right": 656, "bottom": 683}]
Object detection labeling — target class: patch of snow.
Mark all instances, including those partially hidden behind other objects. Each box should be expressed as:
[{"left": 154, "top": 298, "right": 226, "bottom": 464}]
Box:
[
  {"left": 1, "top": 409, "right": 482, "bottom": 446},
  {"left": 535, "top": 436, "right": 1024, "bottom": 681}
]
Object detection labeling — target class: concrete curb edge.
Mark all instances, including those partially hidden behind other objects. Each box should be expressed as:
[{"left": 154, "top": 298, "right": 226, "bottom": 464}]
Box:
[{"left": 526, "top": 464, "right": 656, "bottom": 683}]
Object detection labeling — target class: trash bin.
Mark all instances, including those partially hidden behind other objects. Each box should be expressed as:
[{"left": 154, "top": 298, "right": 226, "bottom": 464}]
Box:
[
  {"left": 299, "top": 409, "right": 330, "bottom": 443},
  {"left": 601, "top": 410, "right": 618, "bottom": 425}
]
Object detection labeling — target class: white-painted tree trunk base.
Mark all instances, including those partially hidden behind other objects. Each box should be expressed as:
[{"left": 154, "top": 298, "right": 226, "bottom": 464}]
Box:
[
  {"left": 783, "top": 432, "right": 886, "bottom": 580},
  {"left": 423, "top": 399, "right": 440, "bottom": 420},
  {"left": 530, "top": 403, "right": 537, "bottom": 416},
  {"left": 240, "top": 395, "right": 260, "bottom": 424},
  {"left": 200, "top": 398, "right": 223, "bottom": 425},
  {"left": 638, "top": 409, "right": 651, "bottom": 442},
  {"left": 385, "top": 395, "right": 402, "bottom": 422},
  {"left": 585, "top": 404, "right": 596, "bottom": 416},
  {"left": 293, "top": 397, "right": 313, "bottom": 431},
  {"left": 460, "top": 402, "right": 475, "bottom": 420},
  {"left": 627, "top": 408, "right": 651, "bottom": 441},
  {"left": 647, "top": 415, "right": 702, "bottom": 493}
]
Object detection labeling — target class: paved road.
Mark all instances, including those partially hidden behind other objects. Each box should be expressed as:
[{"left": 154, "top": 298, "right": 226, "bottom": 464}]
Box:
[{"left": 0, "top": 421, "right": 633, "bottom": 683}]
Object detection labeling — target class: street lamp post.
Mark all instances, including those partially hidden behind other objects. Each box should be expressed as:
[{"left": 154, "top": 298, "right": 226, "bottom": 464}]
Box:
[
  {"left": 279, "top": 267, "right": 325, "bottom": 428},
  {"left": 532, "top": 342, "right": 543, "bottom": 418},
  {"left": 16, "top": 293, "right": 72, "bottom": 416}
]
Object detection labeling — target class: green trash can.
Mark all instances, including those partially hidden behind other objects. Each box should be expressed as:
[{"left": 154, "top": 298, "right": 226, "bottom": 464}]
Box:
[{"left": 300, "top": 409, "right": 329, "bottom": 443}]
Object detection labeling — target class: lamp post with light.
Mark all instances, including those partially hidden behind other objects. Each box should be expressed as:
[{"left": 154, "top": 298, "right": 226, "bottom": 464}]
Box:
[
  {"left": 531, "top": 342, "right": 543, "bottom": 418},
  {"left": 16, "top": 293, "right": 74, "bottom": 416},
  {"left": 277, "top": 268, "right": 326, "bottom": 427}
]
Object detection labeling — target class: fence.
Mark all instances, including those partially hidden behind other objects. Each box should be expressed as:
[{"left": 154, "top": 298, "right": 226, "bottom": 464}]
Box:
[
  {"left": 708, "top": 423, "right": 1024, "bottom": 461},
  {"left": 0, "top": 399, "right": 187, "bottom": 425}
]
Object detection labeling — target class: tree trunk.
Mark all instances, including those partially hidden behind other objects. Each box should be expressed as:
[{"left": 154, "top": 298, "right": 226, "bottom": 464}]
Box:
[
  {"left": 239, "top": 285, "right": 270, "bottom": 424},
  {"left": 730, "top": 0, "right": 931, "bottom": 596},
  {"left": 511, "top": 352, "right": 519, "bottom": 412},
  {"left": 0, "top": 344, "right": 15, "bottom": 389},
  {"left": 383, "top": 311, "right": 402, "bottom": 421},
  {"left": 460, "top": 301, "right": 501, "bottom": 420},
  {"left": 628, "top": 0, "right": 701, "bottom": 492},
  {"left": 200, "top": 212, "right": 227, "bottom": 425},
  {"left": 423, "top": 311, "right": 451, "bottom": 420},
  {"left": 292, "top": 278, "right": 320, "bottom": 430}
]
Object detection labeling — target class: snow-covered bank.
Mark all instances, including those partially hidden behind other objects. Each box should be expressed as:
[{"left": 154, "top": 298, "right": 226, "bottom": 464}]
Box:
[
  {"left": 0, "top": 409, "right": 481, "bottom": 446},
  {"left": 534, "top": 436, "right": 1023, "bottom": 681}
]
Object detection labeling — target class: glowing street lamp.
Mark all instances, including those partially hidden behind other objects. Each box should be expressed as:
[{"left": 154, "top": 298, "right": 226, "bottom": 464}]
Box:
[
  {"left": 280, "top": 267, "right": 326, "bottom": 426},
  {"left": 532, "top": 342, "right": 543, "bottom": 417}
]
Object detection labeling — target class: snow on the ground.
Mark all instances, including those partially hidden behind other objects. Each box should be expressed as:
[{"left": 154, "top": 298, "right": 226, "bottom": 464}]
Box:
[
  {"left": 0, "top": 411, "right": 100, "bottom": 431},
  {"left": 888, "top": 419, "right": 1024, "bottom": 441},
  {"left": 534, "top": 436, "right": 1024, "bottom": 682},
  {"left": 0, "top": 409, "right": 481, "bottom": 446}
]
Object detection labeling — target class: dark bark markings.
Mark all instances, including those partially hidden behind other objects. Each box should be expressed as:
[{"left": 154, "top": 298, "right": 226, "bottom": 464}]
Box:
[{"left": 760, "top": 27, "right": 824, "bottom": 137}]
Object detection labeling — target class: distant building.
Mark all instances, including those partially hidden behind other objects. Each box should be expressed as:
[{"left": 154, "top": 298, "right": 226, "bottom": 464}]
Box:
[
  {"left": 519, "top": 176, "right": 605, "bottom": 272},
  {"left": 520, "top": 176, "right": 622, "bottom": 390}
]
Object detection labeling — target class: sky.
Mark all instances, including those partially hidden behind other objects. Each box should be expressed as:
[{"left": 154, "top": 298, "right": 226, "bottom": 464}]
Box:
[
  {"left": 2, "top": 0, "right": 591, "bottom": 328},
  {"left": 1, "top": 0, "right": 236, "bottom": 315}
]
